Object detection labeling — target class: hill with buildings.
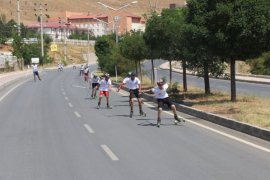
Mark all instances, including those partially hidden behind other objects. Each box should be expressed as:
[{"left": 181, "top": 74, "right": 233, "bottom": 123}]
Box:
[{"left": 0, "top": 0, "right": 186, "bottom": 23}]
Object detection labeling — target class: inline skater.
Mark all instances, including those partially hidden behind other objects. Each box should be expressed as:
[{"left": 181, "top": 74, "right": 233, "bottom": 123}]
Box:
[
  {"left": 84, "top": 66, "right": 89, "bottom": 82},
  {"left": 117, "top": 72, "right": 146, "bottom": 118},
  {"left": 96, "top": 73, "right": 112, "bottom": 109},
  {"left": 151, "top": 78, "right": 185, "bottom": 127},
  {"left": 90, "top": 73, "right": 100, "bottom": 98},
  {"left": 32, "top": 63, "right": 41, "bottom": 81}
]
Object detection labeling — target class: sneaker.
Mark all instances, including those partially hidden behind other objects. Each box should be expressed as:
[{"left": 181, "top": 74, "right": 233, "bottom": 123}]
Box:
[
  {"left": 97, "top": 104, "right": 100, "bottom": 109},
  {"left": 157, "top": 118, "right": 161, "bottom": 128},
  {"left": 107, "top": 104, "right": 112, "bottom": 109},
  {"left": 130, "top": 111, "right": 133, "bottom": 118},
  {"left": 139, "top": 110, "right": 146, "bottom": 116},
  {"left": 174, "top": 115, "right": 185, "bottom": 124}
]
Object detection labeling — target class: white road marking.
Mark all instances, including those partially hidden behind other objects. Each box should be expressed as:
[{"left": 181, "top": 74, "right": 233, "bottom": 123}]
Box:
[
  {"left": 68, "top": 102, "right": 73, "bottom": 108},
  {"left": 144, "top": 102, "right": 270, "bottom": 154},
  {"left": 74, "top": 111, "right": 81, "bottom": 118},
  {"left": 101, "top": 145, "right": 119, "bottom": 161},
  {"left": 84, "top": 124, "right": 95, "bottom": 134},
  {"left": 65, "top": 97, "right": 69, "bottom": 100},
  {"left": 0, "top": 80, "right": 28, "bottom": 102},
  {"left": 117, "top": 91, "right": 270, "bottom": 154},
  {"left": 72, "top": 85, "right": 87, "bottom": 89}
]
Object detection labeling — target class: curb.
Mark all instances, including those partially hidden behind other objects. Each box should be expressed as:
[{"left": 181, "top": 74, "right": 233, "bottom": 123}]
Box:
[
  {"left": 0, "top": 72, "right": 32, "bottom": 91},
  {"left": 159, "top": 66, "right": 270, "bottom": 85},
  {"left": 140, "top": 93, "right": 270, "bottom": 142}
]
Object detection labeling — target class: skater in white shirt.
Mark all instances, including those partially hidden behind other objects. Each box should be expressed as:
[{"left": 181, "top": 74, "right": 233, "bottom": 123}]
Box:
[
  {"left": 32, "top": 63, "right": 41, "bottom": 81},
  {"left": 90, "top": 74, "right": 100, "bottom": 98},
  {"left": 117, "top": 72, "right": 146, "bottom": 118},
  {"left": 96, "top": 73, "right": 112, "bottom": 109},
  {"left": 151, "top": 79, "right": 184, "bottom": 127}
]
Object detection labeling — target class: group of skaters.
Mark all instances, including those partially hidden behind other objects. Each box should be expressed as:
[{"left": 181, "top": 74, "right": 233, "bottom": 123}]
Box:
[{"left": 88, "top": 71, "right": 185, "bottom": 128}]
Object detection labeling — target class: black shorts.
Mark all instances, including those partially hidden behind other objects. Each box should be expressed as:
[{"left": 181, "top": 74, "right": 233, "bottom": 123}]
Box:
[
  {"left": 33, "top": 71, "right": 39, "bottom": 76},
  {"left": 129, "top": 89, "right": 141, "bottom": 99},
  {"left": 92, "top": 83, "right": 98, "bottom": 88},
  {"left": 157, "top": 97, "right": 173, "bottom": 108}
]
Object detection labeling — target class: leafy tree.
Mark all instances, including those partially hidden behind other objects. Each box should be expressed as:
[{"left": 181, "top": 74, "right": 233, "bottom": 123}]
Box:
[
  {"left": 12, "top": 32, "right": 23, "bottom": 69},
  {"left": 95, "top": 35, "right": 133, "bottom": 75},
  {"left": 143, "top": 12, "right": 163, "bottom": 85},
  {"left": 248, "top": 52, "right": 270, "bottom": 75},
  {"left": 119, "top": 32, "right": 148, "bottom": 81},
  {"left": 195, "top": 0, "right": 270, "bottom": 101},
  {"left": 184, "top": 2, "right": 226, "bottom": 95}
]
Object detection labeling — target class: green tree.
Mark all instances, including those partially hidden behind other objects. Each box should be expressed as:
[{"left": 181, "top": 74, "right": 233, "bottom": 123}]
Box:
[
  {"left": 248, "top": 52, "right": 270, "bottom": 75},
  {"left": 119, "top": 32, "right": 148, "bottom": 81},
  {"left": 197, "top": 0, "right": 270, "bottom": 101},
  {"left": 143, "top": 12, "right": 163, "bottom": 85},
  {"left": 95, "top": 35, "right": 133, "bottom": 75},
  {"left": 184, "top": 2, "right": 226, "bottom": 95},
  {"left": 12, "top": 32, "right": 23, "bottom": 69}
]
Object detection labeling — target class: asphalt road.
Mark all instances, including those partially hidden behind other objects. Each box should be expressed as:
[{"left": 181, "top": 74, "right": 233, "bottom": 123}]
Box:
[
  {"left": 0, "top": 67, "right": 270, "bottom": 180},
  {"left": 143, "top": 60, "right": 270, "bottom": 98}
]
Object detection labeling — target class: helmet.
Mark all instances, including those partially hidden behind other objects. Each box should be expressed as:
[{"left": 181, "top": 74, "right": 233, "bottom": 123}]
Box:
[
  {"left": 104, "top": 73, "right": 110, "bottom": 77},
  {"left": 130, "top": 72, "right": 136, "bottom": 77},
  {"left": 157, "top": 78, "right": 165, "bottom": 85},
  {"left": 127, "top": 72, "right": 132, "bottom": 77}
]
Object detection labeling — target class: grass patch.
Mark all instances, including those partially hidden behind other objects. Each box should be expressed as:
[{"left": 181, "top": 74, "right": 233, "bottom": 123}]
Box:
[{"left": 169, "top": 85, "right": 270, "bottom": 129}]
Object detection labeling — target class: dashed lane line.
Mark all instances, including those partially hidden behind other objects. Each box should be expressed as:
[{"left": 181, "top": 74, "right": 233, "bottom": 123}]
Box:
[
  {"left": 101, "top": 145, "right": 119, "bottom": 161},
  {"left": 65, "top": 97, "right": 69, "bottom": 101},
  {"left": 84, "top": 124, "right": 95, "bottom": 134},
  {"left": 74, "top": 111, "right": 81, "bottom": 118},
  {"left": 68, "top": 102, "right": 73, "bottom": 108}
]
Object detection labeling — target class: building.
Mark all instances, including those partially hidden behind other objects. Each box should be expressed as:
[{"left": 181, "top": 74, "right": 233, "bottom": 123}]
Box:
[{"left": 25, "top": 11, "right": 146, "bottom": 40}]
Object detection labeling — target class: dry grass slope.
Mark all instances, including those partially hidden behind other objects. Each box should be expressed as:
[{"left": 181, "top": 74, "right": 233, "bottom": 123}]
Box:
[{"left": 0, "top": 0, "right": 186, "bottom": 23}]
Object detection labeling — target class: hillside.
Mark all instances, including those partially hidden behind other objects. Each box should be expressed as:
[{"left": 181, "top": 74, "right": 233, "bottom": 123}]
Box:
[{"left": 0, "top": 0, "right": 186, "bottom": 23}]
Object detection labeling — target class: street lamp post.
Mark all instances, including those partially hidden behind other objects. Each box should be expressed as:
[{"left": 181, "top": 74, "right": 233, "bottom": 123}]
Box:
[
  {"left": 97, "top": 1, "right": 138, "bottom": 44},
  {"left": 97, "top": 1, "right": 138, "bottom": 82}
]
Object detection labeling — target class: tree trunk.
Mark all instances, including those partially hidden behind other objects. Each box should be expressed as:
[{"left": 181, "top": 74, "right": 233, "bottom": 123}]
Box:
[
  {"left": 139, "top": 60, "right": 143, "bottom": 82},
  {"left": 169, "top": 60, "right": 172, "bottom": 87},
  {"left": 135, "top": 61, "right": 138, "bottom": 75},
  {"left": 182, "top": 60, "right": 187, "bottom": 92},
  {"left": 151, "top": 59, "right": 155, "bottom": 85},
  {"left": 203, "top": 62, "right": 211, "bottom": 95},
  {"left": 230, "top": 58, "right": 236, "bottom": 102}
]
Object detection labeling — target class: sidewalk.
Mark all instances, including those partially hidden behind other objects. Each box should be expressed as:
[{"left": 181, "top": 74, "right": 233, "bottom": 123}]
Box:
[
  {"left": 159, "top": 62, "right": 270, "bottom": 85},
  {"left": 0, "top": 69, "right": 32, "bottom": 90}
]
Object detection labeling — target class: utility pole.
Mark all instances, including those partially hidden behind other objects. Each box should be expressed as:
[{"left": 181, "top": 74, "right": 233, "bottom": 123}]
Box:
[
  {"left": 16, "top": 0, "right": 21, "bottom": 36},
  {"left": 58, "top": 17, "right": 70, "bottom": 64},
  {"left": 34, "top": 3, "right": 49, "bottom": 58}
]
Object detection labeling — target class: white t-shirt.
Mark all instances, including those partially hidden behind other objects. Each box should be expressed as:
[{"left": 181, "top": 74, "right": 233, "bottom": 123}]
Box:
[
  {"left": 32, "top": 64, "right": 38, "bottom": 72},
  {"left": 92, "top": 76, "right": 100, "bottom": 84},
  {"left": 99, "top": 79, "right": 111, "bottom": 91},
  {"left": 152, "top": 83, "right": 169, "bottom": 99},
  {"left": 123, "top": 77, "right": 140, "bottom": 90}
]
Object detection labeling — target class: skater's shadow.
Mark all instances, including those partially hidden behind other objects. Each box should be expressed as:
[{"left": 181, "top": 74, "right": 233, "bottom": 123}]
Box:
[
  {"left": 109, "top": 114, "right": 130, "bottom": 117},
  {"left": 113, "top": 104, "right": 129, "bottom": 107},
  {"left": 137, "top": 122, "right": 157, "bottom": 126}
]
